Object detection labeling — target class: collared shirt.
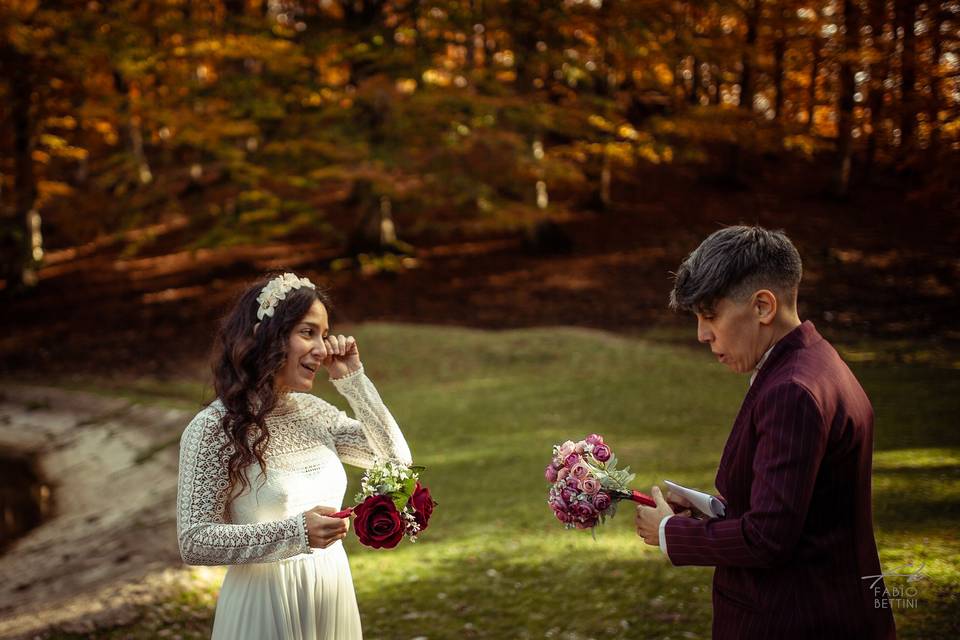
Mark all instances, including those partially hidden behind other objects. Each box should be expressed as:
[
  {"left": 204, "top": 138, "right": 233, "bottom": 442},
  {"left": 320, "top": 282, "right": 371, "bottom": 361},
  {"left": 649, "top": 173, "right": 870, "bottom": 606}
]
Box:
[{"left": 659, "top": 341, "right": 779, "bottom": 559}]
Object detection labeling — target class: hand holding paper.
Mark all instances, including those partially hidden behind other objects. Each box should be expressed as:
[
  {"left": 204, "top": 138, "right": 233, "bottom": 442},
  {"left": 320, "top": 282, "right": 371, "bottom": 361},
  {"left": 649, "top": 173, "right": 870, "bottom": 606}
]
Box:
[{"left": 663, "top": 480, "right": 726, "bottom": 519}]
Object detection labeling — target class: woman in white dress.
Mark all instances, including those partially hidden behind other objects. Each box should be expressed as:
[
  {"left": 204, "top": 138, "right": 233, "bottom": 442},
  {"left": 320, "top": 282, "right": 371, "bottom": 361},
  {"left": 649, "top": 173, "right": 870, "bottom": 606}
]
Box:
[{"left": 176, "top": 272, "right": 412, "bottom": 640}]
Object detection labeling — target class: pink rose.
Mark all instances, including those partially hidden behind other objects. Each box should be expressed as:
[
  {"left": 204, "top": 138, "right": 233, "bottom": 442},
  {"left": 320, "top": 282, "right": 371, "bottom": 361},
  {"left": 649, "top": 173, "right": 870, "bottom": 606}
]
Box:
[
  {"left": 570, "top": 462, "right": 590, "bottom": 480},
  {"left": 564, "top": 453, "right": 581, "bottom": 468},
  {"left": 557, "top": 467, "right": 570, "bottom": 481},
  {"left": 585, "top": 433, "right": 604, "bottom": 446},
  {"left": 558, "top": 440, "right": 576, "bottom": 458},
  {"left": 575, "top": 441, "right": 586, "bottom": 454},
  {"left": 593, "top": 491, "right": 612, "bottom": 512},
  {"left": 580, "top": 477, "right": 601, "bottom": 495},
  {"left": 592, "top": 443, "right": 611, "bottom": 462},
  {"left": 545, "top": 464, "right": 559, "bottom": 483}
]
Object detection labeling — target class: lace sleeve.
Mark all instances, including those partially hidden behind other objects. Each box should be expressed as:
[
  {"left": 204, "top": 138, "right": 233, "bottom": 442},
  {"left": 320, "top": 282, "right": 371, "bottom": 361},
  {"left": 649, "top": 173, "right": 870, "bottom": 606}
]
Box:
[
  {"left": 326, "top": 365, "right": 413, "bottom": 468},
  {"left": 176, "top": 409, "right": 311, "bottom": 566}
]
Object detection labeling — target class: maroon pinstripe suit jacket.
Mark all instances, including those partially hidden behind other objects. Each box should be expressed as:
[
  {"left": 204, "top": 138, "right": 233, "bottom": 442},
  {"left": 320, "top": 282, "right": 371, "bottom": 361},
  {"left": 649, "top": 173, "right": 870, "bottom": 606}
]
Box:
[{"left": 664, "top": 321, "right": 896, "bottom": 639}]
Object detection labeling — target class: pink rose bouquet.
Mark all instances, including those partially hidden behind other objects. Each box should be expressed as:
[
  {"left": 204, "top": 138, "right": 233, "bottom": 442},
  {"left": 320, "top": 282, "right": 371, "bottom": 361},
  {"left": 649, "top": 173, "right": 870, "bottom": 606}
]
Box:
[{"left": 546, "top": 434, "right": 655, "bottom": 532}]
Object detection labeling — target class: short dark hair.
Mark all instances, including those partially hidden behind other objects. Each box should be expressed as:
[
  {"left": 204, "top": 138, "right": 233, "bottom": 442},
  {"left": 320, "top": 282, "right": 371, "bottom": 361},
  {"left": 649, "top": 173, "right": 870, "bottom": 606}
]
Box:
[{"left": 669, "top": 225, "right": 802, "bottom": 313}]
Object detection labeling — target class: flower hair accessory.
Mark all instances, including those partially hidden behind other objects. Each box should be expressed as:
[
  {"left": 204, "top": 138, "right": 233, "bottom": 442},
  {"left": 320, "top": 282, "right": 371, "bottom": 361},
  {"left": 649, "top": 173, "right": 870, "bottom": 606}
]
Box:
[{"left": 255, "top": 272, "right": 316, "bottom": 321}]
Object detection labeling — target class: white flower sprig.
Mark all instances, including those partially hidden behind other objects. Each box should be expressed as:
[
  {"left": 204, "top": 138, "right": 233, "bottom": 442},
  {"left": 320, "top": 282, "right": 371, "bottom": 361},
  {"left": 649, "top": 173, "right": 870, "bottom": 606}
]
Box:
[
  {"left": 255, "top": 272, "right": 316, "bottom": 320},
  {"left": 354, "top": 459, "right": 428, "bottom": 541}
]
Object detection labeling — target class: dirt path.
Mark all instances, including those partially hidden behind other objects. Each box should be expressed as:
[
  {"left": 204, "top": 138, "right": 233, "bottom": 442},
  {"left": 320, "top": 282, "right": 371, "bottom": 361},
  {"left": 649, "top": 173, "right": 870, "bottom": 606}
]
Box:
[{"left": 0, "top": 387, "right": 197, "bottom": 639}]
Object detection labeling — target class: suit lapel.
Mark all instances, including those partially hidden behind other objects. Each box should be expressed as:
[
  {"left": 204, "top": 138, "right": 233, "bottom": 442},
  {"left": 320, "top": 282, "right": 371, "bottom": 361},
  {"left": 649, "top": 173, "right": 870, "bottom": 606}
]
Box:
[{"left": 715, "top": 322, "right": 817, "bottom": 498}]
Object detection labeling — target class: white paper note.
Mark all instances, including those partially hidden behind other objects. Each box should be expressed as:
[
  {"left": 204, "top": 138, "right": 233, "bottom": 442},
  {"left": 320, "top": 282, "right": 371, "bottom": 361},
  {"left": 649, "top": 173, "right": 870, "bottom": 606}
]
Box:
[{"left": 664, "top": 480, "right": 726, "bottom": 518}]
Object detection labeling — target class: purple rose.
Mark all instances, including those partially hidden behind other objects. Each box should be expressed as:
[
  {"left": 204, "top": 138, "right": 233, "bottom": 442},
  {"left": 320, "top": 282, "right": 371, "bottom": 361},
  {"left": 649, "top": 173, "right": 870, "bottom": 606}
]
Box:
[
  {"left": 574, "top": 516, "right": 599, "bottom": 529},
  {"left": 593, "top": 491, "right": 612, "bottom": 512},
  {"left": 585, "top": 433, "right": 604, "bottom": 446},
  {"left": 566, "top": 477, "right": 579, "bottom": 490},
  {"left": 564, "top": 453, "right": 581, "bottom": 468},
  {"left": 571, "top": 462, "right": 590, "bottom": 480},
  {"left": 592, "top": 443, "right": 611, "bottom": 462},
  {"left": 545, "top": 464, "right": 559, "bottom": 483},
  {"left": 580, "top": 477, "right": 601, "bottom": 495},
  {"left": 560, "top": 488, "right": 578, "bottom": 505},
  {"left": 572, "top": 501, "right": 597, "bottom": 520},
  {"left": 555, "top": 508, "right": 572, "bottom": 523}
]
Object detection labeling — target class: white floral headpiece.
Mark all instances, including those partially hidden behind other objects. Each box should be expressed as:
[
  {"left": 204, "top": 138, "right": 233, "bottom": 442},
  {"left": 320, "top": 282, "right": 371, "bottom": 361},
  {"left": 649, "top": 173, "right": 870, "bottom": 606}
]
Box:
[{"left": 255, "top": 272, "right": 316, "bottom": 321}]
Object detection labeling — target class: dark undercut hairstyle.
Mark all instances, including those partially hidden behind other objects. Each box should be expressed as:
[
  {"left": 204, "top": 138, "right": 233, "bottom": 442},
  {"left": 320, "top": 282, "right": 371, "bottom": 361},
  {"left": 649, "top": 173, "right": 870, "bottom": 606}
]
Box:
[{"left": 669, "top": 225, "right": 802, "bottom": 314}]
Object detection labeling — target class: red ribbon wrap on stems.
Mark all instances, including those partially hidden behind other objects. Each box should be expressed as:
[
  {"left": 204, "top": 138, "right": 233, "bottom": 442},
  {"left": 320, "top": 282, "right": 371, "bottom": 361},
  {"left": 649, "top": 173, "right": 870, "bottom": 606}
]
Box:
[{"left": 611, "top": 489, "right": 657, "bottom": 508}]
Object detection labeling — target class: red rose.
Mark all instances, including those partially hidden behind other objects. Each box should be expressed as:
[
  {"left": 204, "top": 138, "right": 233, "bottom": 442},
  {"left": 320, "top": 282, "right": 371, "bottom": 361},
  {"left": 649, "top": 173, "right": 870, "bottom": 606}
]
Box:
[
  {"left": 353, "top": 495, "right": 405, "bottom": 549},
  {"left": 408, "top": 482, "right": 435, "bottom": 531}
]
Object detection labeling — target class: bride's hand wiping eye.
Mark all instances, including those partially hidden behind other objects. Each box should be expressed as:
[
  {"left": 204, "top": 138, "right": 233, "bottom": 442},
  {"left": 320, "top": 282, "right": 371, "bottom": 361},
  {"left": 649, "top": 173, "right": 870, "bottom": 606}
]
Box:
[{"left": 321, "top": 334, "right": 361, "bottom": 379}]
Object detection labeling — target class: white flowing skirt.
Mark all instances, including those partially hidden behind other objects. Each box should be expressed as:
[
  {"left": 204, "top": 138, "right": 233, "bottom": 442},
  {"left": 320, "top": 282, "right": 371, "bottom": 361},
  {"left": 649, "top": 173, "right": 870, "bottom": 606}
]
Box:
[{"left": 211, "top": 542, "right": 362, "bottom": 640}]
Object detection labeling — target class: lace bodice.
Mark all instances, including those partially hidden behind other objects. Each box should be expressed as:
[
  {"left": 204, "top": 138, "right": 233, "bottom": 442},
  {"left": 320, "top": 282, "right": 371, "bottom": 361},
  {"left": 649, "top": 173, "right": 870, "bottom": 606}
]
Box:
[{"left": 177, "top": 366, "right": 412, "bottom": 566}]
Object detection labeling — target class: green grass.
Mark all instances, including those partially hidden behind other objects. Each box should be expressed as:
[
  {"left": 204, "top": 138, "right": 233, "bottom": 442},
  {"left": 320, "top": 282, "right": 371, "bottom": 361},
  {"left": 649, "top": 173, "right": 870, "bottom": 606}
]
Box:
[{"left": 29, "top": 324, "right": 960, "bottom": 639}]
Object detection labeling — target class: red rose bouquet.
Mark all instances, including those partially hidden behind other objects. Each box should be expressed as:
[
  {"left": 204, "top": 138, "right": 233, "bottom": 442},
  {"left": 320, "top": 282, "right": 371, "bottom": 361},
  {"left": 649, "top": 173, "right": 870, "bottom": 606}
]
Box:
[{"left": 333, "top": 460, "right": 435, "bottom": 549}]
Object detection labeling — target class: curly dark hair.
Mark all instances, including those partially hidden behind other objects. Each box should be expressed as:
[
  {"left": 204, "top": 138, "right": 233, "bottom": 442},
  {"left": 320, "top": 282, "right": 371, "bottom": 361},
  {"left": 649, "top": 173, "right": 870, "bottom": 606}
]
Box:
[{"left": 211, "top": 274, "right": 331, "bottom": 507}]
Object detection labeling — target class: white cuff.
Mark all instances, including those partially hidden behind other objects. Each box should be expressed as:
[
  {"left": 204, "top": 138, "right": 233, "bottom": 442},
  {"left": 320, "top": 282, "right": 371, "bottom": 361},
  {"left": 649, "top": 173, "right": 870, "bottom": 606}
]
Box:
[{"left": 658, "top": 515, "right": 672, "bottom": 559}]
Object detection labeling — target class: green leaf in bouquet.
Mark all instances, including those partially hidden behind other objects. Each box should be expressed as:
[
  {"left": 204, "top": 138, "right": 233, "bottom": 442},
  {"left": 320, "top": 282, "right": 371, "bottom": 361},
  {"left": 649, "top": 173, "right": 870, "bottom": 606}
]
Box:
[{"left": 391, "top": 492, "right": 409, "bottom": 512}]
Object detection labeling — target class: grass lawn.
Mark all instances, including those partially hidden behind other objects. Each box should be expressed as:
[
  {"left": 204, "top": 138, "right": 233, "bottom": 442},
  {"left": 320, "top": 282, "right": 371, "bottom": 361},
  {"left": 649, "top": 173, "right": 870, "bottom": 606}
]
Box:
[{"left": 37, "top": 324, "right": 960, "bottom": 639}]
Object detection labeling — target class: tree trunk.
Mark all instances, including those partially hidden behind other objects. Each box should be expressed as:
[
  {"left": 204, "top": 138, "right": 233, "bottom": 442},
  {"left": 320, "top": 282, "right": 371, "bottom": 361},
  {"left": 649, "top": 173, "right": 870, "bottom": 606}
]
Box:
[
  {"left": 896, "top": 0, "right": 918, "bottom": 159},
  {"left": 927, "top": 1, "right": 944, "bottom": 157},
  {"left": 773, "top": 35, "right": 786, "bottom": 120},
  {"left": 865, "top": 0, "right": 892, "bottom": 177},
  {"left": 807, "top": 37, "right": 822, "bottom": 130},
  {"left": 739, "top": 0, "right": 759, "bottom": 110},
  {"left": 1, "top": 45, "right": 40, "bottom": 288},
  {"left": 711, "top": 64, "right": 722, "bottom": 105},
  {"left": 835, "top": 0, "right": 862, "bottom": 196},
  {"left": 689, "top": 56, "right": 701, "bottom": 105}
]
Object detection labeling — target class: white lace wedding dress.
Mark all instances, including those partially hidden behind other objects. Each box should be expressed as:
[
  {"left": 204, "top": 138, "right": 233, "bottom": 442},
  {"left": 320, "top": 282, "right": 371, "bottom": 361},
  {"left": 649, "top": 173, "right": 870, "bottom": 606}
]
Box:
[{"left": 177, "top": 366, "right": 412, "bottom": 639}]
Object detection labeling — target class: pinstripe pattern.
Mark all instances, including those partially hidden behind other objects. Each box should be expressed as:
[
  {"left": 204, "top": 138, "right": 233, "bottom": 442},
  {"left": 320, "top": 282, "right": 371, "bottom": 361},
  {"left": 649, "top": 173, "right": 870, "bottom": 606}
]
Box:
[{"left": 664, "top": 322, "right": 896, "bottom": 639}]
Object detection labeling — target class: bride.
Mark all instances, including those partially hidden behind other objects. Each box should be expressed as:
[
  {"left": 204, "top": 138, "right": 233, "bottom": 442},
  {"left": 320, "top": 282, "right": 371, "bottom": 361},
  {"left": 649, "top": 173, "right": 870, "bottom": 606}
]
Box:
[{"left": 177, "top": 272, "right": 412, "bottom": 639}]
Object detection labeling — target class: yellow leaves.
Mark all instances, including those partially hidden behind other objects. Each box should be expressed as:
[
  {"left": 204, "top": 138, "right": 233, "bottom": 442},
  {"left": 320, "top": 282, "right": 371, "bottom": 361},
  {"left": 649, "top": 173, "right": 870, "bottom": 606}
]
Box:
[
  {"left": 395, "top": 78, "right": 417, "bottom": 95},
  {"left": 30, "top": 134, "right": 89, "bottom": 162},
  {"left": 636, "top": 145, "right": 661, "bottom": 165},
  {"left": 93, "top": 120, "right": 119, "bottom": 145},
  {"left": 39, "top": 133, "right": 66, "bottom": 149},
  {"left": 36, "top": 180, "right": 74, "bottom": 209},
  {"left": 653, "top": 63, "right": 674, "bottom": 88},
  {"left": 39, "top": 180, "right": 73, "bottom": 197},
  {"left": 45, "top": 115, "right": 78, "bottom": 130},
  {"left": 588, "top": 114, "right": 614, "bottom": 133},
  {"left": 321, "top": 65, "right": 351, "bottom": 87},
  {"left": 422, "top": 69, "right": 453, "bottom": 87},
  {"left": 617, "top": 124, "right": 640, "bottom": 141},
  {"left": 783, "top": 134, "right": 818, "bottom": 158}
]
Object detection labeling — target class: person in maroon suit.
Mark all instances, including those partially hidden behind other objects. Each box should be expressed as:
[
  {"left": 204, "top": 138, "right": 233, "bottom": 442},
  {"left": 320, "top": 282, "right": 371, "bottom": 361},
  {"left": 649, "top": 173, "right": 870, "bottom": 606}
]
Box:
[{"left": 635, "top": 226, "right": 896, "bottom": 639}]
